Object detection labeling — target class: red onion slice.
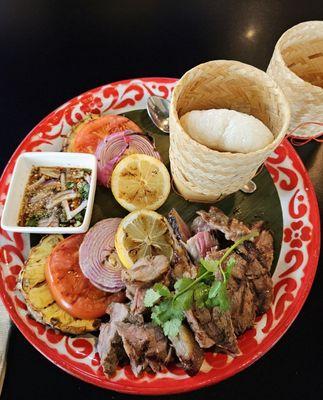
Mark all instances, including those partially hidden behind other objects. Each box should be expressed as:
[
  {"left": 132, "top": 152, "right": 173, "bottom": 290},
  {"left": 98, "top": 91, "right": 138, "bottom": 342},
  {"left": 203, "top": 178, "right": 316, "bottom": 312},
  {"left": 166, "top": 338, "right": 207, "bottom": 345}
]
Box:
[
  {"left": 79, "top": 218, "right": 125, "bottom": 293},
  {"left": 95, "top": 130, "right": 161, "bottom": 186}
]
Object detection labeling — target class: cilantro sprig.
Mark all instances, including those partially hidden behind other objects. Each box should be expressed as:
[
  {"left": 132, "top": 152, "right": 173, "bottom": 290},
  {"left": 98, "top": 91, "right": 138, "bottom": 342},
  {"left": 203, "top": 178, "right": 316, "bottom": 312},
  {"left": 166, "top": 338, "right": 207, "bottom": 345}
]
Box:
[
  {"left": 77, "top": 182, "right": 90, "bottom": 200},
  {"left": 144, "top": 231, "right": 258, "bottom": 338}
]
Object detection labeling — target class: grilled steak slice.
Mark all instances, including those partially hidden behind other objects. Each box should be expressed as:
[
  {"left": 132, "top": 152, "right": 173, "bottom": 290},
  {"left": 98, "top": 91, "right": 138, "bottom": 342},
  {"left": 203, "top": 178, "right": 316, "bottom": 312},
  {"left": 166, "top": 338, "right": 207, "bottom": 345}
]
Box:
[
  {"left": 171, "top": 248, "right": 198, "bottom": 279},
  {"left": 167, "top": 222, "right": 198, "bottom": 279},
  {"left": 169, "top": 325, "right": 204, "bottom": 376},
  {"left": 116, "top": 322, "right": 172, "bottom": 376},
  {"left": 122, "top": 255, "right": 170, "bottom": 314},
  {"left": 185, "top": 306, "right": 238, "bottom": 355},
  {"left": 185, "top": 308, "right": 216, "bottom": 349},
  {"left": 191, "top": 215, "right": 212, "bottom": 234},
  {"left": 168, "top": 208, "right": 191, "bottom": 242},
  {"left": 97, "top": 303, "right": 131, "bottom": 376},
  {"left": 251, "top": 274, "right": 273, "bottom": 314},
  {"left": 122, "top": 255, "right": 169, "bottom": 284},
  {"left": 237, "top": 242, "right": 273, "bottom": 314},
  {"left": 196, "top": 207, "right": 251, "bottom": 241},
  {"left": 227, "top": 276, "right": 256, "bottom": 335},
  {"left": 251, "top": 221, "right": 274, "bottom": 272},
  {"left": 206, "top": 249, "right": 257, "bottom": 335},
  {"left": 129, "top": 286, "right": 147, "bottom": 314},
  {"left": 98, "top": 323, "right": 127, "bottom": 376},
  {"left": 185, "top": 231, "right": 218, "bottom": 262}
]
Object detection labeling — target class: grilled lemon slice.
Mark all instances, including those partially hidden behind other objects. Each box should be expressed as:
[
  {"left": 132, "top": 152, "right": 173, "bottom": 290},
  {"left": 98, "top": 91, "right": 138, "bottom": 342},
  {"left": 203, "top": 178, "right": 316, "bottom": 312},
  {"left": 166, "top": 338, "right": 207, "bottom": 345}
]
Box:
[
  {"left": 115, "top": 209, "right": 173, "bottom": 269},
  {"left": 18, "top": 235, "right": 99, "bottom": 334},
  {"left": 111, "top": 154, "right": 171, "bottom": 212}
]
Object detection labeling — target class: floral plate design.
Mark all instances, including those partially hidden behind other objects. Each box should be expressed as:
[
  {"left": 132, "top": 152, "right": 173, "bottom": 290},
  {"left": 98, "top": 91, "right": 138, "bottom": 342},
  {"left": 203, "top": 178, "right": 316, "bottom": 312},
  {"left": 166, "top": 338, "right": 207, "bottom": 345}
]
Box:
[{"left": 0, "top": 78, "right": 320, "bottom": 395}]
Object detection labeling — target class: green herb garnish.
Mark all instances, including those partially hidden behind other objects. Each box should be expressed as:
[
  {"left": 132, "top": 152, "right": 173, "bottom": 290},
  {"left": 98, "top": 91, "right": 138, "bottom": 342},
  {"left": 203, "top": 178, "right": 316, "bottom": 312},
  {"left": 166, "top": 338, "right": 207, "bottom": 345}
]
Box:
[
  {"left": 25, "top": 216, "right": 39, "bottom": 227},
  {"left": 144, "top": 231, "right": 258, "bottom": 338},
  {"left": 77, "top": 182, "right": 90, "bottom": 200},
  {"left": 74, "top": 212, "right": 84, "bottom": 223},
  {"left": 65, "top": 181, "right": 75, "bottom": 189},
  {"left": 59, "top": 221, "right": 69, "bottom": 227}
]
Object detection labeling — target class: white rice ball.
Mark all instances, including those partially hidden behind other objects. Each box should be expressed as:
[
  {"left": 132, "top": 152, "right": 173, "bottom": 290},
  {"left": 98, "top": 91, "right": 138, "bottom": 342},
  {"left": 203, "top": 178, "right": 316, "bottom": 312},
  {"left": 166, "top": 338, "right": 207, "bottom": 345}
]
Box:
[{"left": 179, "top": 109, "right": 274, "bottom": 153}]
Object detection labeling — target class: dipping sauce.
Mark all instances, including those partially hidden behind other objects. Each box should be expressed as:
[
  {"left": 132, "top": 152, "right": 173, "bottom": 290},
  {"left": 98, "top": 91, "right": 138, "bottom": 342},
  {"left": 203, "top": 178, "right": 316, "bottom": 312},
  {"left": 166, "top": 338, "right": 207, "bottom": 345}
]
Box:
[{"left": 18, "top": 167, "right": 91, "bottom": 227}]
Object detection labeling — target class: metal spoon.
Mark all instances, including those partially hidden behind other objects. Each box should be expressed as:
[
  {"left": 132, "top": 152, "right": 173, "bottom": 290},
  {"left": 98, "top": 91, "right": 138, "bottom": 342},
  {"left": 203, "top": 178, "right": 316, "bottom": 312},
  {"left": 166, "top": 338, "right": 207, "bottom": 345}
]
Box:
[
  {"left": 240, "top": 180, "right": 257, "bottom": 193},
  {"left": 147, "top": 96, "right": 170, "bottom": 133},
  {"left": 146, "top": 95, "right": 257, "bottom": 194}
]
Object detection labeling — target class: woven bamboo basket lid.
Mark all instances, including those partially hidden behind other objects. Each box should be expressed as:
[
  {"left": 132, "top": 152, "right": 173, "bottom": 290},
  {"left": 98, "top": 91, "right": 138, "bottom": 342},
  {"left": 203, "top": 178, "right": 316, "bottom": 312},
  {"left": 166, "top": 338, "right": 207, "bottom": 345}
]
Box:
[
  {"left": 267, "top": 21, "right": 323, "bottom": 138},
  {"left": 169, "top": 60, "right": 290, "bottom": 202}
]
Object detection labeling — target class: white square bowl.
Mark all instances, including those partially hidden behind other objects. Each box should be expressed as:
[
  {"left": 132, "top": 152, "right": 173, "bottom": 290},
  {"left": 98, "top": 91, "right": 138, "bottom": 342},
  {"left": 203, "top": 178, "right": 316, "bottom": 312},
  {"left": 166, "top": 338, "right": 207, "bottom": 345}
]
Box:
[{"left": 1, "top": 152, "right": 97, "bottom": 234}]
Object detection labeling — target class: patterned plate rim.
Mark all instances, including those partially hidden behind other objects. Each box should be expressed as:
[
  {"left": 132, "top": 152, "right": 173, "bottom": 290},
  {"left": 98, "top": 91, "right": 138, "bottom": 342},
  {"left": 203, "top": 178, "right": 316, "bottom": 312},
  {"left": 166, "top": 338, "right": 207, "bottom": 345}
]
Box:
[{"left": 0, "top": 77, "right": 321, "bottom": 395}]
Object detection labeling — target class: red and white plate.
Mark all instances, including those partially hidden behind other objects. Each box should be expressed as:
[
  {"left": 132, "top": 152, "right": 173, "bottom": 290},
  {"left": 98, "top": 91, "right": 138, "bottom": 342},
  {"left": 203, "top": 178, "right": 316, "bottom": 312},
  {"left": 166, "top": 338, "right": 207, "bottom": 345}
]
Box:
[{"left": 0, "top": 78, "right": 320, "bottom": 395}]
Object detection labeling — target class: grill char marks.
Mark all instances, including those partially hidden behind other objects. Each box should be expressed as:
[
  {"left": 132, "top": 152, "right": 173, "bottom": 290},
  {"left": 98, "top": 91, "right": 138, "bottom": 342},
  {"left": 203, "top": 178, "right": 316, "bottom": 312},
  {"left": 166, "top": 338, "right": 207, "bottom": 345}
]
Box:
[
  {"left": 169, "top": 325, "right": 204, "bottom": 376},
  {"left": 122, "top": 255, "right": 170, "bottom": 314},
  {"left": 167, "top": 211, "right": 198, "bottom": 279},
  {"left": 167, "top": 208, "right": 192, "bottom": 243},
  {"left": 251, "top": 221, "right": 274, "bottom": 272},
  {"left": 186, "top": 306, "right": 238, "bottom": 355},
  {"left": 116, "top": 321, "right": 172, "bottom": 376},
  {"left": 227, "top": 275, "right": 256, "bottom": 335},
  {"left": 195, "top": 206, "right": 251, "bottom": 241},
  {"left": 237, "top": 242, "right": 273, "bottom": 314},
  {"left": 97, "top": 303, "right": 142, "bottom": 376},
  {"left": 186, "top": 207, "right": 274, "bottom": 347},
  {"left": 97, "top": 207, "right": 274, "bottom": 378}
]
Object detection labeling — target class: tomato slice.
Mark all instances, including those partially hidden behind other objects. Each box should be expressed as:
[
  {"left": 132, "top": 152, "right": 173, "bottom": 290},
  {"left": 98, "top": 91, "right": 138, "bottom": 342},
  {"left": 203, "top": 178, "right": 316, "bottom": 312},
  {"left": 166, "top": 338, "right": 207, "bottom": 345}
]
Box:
[
  {"left": 73, "top": 115, "right": 141, "bottom": 153},
  {"left": 45, "top": 234, "right": 110, "bottom": 319}
]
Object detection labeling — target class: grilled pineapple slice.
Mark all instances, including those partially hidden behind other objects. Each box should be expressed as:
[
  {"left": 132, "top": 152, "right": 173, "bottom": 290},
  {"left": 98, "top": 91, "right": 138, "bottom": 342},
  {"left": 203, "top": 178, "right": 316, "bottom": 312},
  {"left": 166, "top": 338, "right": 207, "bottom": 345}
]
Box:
[{"left": 18, "top": 235, "right": 99, "bottom": 334}]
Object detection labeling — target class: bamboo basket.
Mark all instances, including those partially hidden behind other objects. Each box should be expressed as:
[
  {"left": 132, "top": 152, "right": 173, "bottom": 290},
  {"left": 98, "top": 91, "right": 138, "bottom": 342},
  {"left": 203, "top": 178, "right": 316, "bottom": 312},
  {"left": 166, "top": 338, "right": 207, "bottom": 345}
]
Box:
[
  {"left": 169, "top": 60, "right": 290, "bottom": 202},
  {"left": 267, "top": 21, "right": 323, "bottom": 138}
]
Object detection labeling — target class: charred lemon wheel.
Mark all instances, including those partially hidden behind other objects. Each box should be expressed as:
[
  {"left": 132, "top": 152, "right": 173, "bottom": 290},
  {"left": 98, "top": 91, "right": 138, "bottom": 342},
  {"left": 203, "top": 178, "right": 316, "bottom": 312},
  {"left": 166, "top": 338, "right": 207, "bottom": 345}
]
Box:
[
  {"left": 115, "top": 209, "right": 173, "bottom": 269},
  {"left": 111, "top": 154, "right": 171, "bottom": 212}
]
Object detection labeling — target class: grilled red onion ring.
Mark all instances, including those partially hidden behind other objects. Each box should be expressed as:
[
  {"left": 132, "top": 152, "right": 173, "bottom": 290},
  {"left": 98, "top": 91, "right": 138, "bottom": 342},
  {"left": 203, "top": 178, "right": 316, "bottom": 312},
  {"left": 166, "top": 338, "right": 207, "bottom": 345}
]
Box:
[
  {"left": 95, "top": 130, "right": 161, "bottom": 186},
  {"left": 79, "top": 218, "right": 125, "bottom": 293}
]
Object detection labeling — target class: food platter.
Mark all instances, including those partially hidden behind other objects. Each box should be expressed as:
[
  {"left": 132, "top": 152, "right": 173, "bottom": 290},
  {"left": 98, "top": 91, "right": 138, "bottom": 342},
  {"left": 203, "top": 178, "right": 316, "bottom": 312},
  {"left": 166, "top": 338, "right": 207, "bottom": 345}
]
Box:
[{"left": 0, "top": 77, "right": 320, "bottom": 395}]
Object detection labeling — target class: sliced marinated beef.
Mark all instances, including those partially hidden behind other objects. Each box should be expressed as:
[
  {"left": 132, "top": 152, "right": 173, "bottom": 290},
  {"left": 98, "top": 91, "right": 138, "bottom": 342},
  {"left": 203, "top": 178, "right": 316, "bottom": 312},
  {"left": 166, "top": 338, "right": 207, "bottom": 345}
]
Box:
[
  {"left": 185, "top": 309, "right": 216, "bottom": 348},
  {"left": 237, "top": 242, "right": 273, "bottom": 314},
  {"left": 251, "top": 221, "right": 274, "bottom": 272},
  {"left": 122, "top": 255, "right": 169, "bottom": 284},
  {"left": 191, "top": 215, "right": 212, "bottom": 234},
  {"left": 185, "top": 306, "right": 238, "bottom": 355},
  {"left": 227, "top": 276, "right": 256, "bottom": 335},
  {"left": 97, "top": 303, "right": 131, "bottom": 376},
  {"left": 122, "top": 255, "right": 170, "bottom": 314},
  {"left": 167, "top": 208, "right": 191, "bottom": 242},
  {"left": 185, "top": 231, "right": 218, "bottom": 262},
  {"left": 167, "top": 208, "right": 192, "bottom": 243},
  {"left": 116, "top": 321, "right": 172, "bottom": 377},
  {"left": 206, "top": 249, "right": 256, "bottom": 335},
  {"left": 129, "top": 286, "right": 147, "bottom": 314},
  {"left": 171, "top": 247, "right": 198, "bottom": 279},
  {"left": 251, "top": 273, "right": 273, "bottom": 314},
  {"left": 196, "top": 207, "right": 251, "bottom": 241},
  {"left": 169, "top": 325, "right": 204, "bottom": 376},
  {"left": 167, "top": 211, "right": 198, "bottom": 279},
  {"left": 167, "top": 225, "right": 198, "bottom": 279}
]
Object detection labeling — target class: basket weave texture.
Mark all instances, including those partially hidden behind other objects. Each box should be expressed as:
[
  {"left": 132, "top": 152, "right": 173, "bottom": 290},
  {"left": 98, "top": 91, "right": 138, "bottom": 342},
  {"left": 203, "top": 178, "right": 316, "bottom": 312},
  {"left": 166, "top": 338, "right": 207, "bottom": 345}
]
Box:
[
  {"left": 267, "top": 21, "right": 323, "bottom": 138},
  {"left": 169, "top": 60, "right": 290, "bottom": 202}
]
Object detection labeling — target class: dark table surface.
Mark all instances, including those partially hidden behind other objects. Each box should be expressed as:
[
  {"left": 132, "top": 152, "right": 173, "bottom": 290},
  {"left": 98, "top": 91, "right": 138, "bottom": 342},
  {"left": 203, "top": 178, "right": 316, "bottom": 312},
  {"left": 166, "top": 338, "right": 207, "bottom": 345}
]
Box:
[{"left": 1, "top": 1, "right": 322, "bottom": 399}]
